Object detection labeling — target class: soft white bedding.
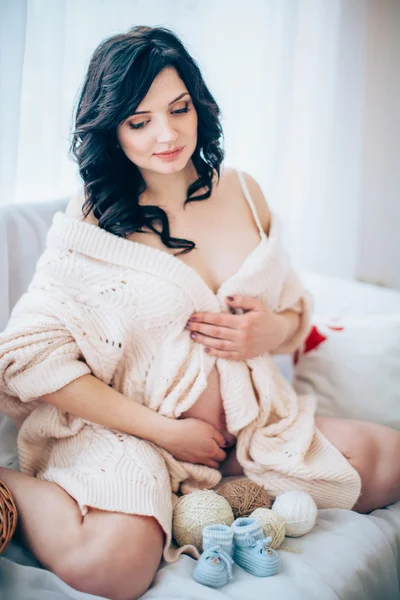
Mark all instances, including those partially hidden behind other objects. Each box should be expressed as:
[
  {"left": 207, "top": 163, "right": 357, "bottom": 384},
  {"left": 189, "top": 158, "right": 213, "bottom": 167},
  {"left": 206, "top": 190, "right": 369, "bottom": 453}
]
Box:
[
  {"left": 148, "top": 503, "right": 400, "bottom": 600},
  {"left": 1, "top": 493, "right": 399, "bottom": 600},
  {"left": 1, "top": 202, "right": 399, "bottom": 599}
]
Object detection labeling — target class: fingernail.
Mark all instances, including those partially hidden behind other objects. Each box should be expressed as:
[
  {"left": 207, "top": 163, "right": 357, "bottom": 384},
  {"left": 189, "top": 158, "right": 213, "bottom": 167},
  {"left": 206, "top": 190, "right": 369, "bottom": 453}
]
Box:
[
  {"left": 185, "top": 323, "right": 190, "bottom": 329},
  {"left": 190, "top": 332, "right": 197, "bottom": 339},
  {"left": 226, "top": 296, "right": 234, "bottom": 301},
  {"left": 204, "top": 347, "right": 210, "bottom": 353},
  {"left": 189, "top": 317, "right": 197, "bottom": 322}
]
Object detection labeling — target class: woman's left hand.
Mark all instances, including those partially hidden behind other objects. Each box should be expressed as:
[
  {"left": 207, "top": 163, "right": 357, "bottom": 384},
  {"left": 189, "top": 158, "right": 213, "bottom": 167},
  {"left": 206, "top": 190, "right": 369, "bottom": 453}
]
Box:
[{"left": 185, "top": 295, "right": 289, "bottom": 360}]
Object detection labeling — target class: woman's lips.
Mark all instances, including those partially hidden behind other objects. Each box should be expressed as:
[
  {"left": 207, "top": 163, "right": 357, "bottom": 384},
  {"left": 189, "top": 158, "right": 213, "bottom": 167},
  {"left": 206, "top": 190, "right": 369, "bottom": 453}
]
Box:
[{"left": 154, "top": 147, "right": 184, "bottom": 161}]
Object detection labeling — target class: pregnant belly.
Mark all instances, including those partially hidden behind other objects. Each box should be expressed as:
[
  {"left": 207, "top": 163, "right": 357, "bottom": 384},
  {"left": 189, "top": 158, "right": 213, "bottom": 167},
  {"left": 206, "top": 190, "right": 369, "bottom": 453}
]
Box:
[{"left": 180, "top": 366, "right": 237, "bottom": 447}]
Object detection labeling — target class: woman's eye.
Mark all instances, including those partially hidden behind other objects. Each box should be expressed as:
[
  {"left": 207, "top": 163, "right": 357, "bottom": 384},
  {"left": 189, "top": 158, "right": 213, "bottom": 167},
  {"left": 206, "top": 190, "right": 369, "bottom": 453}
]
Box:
[
  {"left": 129, "top": 121, "right": 146, "bottom": 130},
  {"left": 172, "top": 102, "right": 191, "bottom": 115},
  {"left": 128, "top": 102, "right": 191, "bottom": 130}
]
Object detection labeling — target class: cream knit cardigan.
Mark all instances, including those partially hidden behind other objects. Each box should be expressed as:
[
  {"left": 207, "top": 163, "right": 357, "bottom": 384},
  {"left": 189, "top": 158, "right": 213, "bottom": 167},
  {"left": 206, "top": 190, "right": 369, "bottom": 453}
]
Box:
[{"left": 0, "top": 178, "right": 361, "bottom": 561}]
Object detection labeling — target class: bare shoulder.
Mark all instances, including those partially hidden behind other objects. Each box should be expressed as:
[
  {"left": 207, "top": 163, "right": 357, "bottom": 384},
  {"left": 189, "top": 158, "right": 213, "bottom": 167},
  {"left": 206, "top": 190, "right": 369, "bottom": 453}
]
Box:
[
  {"left": 241, "top": 170, "right": 271, "bottom": 235},
  {"left": 65, "top": 188, "right": 85, "bottom": 219},
  {"left": 220, "top": 167, "right": 271, "bottom": 235},
  {"left": 65, "top": 187, "right": 98, "bottom": 225}
]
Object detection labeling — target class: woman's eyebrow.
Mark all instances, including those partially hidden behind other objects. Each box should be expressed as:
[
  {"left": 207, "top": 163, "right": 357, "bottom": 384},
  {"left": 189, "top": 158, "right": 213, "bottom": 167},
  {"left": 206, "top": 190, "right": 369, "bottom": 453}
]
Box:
[{"left": 132, "top": 92, "right": 190, "bottom": 115}]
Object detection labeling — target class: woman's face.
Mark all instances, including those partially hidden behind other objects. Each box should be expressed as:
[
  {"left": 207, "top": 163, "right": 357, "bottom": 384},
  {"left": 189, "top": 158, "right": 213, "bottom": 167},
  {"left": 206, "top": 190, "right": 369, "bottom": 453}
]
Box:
[{"left": 117, "top": 67, "right": 198, "bottom": 174}]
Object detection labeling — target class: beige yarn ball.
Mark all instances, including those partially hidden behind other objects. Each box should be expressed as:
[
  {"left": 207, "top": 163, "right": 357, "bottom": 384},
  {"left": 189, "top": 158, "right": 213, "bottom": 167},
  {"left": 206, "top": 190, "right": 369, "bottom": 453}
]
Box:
[
  {"left": 173, "top": 490, "right": 234, "bottom": 551},
  {"left": 272, "top": 490, "right": 318, "bottom": 537},
  {"left": 217, "top": 479, "right": 272, "bottom": 518},
  {"left": 250, "top": 508, "right": 286, "bottom": 549}
]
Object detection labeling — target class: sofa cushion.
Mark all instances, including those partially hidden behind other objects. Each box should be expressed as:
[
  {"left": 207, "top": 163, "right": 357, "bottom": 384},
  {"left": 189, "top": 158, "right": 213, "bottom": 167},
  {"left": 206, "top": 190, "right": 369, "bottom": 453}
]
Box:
[
  {"left": 293, "top": 314, "right": 400, "bottom": 430},
  {"left": 0, "top": 200, "right": 68, "bottom": 330}
]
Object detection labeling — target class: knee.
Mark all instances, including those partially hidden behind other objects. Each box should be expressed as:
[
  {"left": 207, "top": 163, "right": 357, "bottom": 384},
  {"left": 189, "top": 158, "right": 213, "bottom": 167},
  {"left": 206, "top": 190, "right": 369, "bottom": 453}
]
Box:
[
  {"left": 361, "top": 424, "right": 400, "bottom": 475},
  {"left": 56, "top": 522, "right": 163, "bottom": 600},
  {"left": 57, "top": 549, "right": 154, "bottom": 600},
  {"left": 353, "top": 424, "right": 400, "bottom": 512},
  {"left": 350, "top": 423, "right": 381, "bottom": 472},
  {"left": 375, "top": 427, "right": 400, "bottom": 487}
]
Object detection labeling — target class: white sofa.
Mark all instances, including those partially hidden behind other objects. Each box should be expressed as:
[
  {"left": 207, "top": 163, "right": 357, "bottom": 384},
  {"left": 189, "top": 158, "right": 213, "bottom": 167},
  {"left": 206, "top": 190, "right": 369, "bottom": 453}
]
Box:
[{"left": 0, "top": 201, "right": 399, "bottom": 600}]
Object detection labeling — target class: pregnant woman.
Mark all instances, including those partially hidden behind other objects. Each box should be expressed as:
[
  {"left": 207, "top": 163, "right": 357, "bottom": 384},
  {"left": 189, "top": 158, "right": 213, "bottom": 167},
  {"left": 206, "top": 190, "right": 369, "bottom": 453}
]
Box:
[{"left": 0, "top": 25, "right": 399, "bottom": 600}]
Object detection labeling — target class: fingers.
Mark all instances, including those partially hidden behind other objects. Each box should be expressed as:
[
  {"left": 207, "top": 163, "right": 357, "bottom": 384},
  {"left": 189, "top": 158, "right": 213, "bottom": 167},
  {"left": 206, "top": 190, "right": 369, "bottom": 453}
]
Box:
[
  {"left": 186, "top": 321, "right": 241, "bottom": 342},
  {"left": 189, "top": 331, "right": 238, "bottom": 352},
  {"left": 213, "top": 446, "right": 227, "bottom": 463},
  {"left": 206, "top": 459, "right": 220, "bottom": 469},
  {"left": 212, "top": 428, "right": 228, "bottom": 448},
  {"left": 225, "top": 295, "right": 263, "bottom": 312},
  {"left": 205, "top": 445, "right": 226, "bottom": 468},
  {"left": 202, "top": 347, "right": 243, "bottom": 360},
  {"left": 188, "top": 312, "right": 240, "bottom": 329}
]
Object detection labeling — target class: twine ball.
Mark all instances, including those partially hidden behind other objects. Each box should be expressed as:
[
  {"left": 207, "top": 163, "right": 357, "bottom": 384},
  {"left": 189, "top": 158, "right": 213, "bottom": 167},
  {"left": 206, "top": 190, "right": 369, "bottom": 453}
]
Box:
[
  {"left": 250, "top": 508, "right": 286, "bottom": 549},
  {"left": 217, "top": 479, "right": 272, "bottom": 518},
  {"left": 0, "top": 480, "right": 17, "bottom": 554},
  {"left": 272, "top": 490, "right": 318, "bottom": 537},
  {"left": 173, "top": 490, "right": 234, "bottom": 551}
]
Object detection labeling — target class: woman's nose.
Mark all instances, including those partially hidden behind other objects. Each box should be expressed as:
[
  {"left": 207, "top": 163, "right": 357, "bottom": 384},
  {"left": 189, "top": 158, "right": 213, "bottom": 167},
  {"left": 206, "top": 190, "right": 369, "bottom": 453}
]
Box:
[{"left": 156, "top": 117, "right": 178, "bottom": 144}]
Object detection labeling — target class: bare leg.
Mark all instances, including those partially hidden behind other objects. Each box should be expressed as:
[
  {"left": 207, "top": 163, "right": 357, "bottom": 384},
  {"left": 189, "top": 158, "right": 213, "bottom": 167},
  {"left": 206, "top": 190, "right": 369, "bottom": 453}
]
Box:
[
  {"left": 315, "top": 416, "right": 400, "bottom": 513},
  {"left": 0, "top": 467, "right": 164, "bottom": 600},
  {"left": 219, "top": 418, "right": 400, "bottom": 514}
]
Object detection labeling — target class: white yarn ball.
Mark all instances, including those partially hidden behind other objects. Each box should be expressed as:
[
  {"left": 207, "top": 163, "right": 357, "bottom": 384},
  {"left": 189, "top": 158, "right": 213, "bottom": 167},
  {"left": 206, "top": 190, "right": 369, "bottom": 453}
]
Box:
[{"left": 271, "top": 491, "right": 318, "bottom": 537}]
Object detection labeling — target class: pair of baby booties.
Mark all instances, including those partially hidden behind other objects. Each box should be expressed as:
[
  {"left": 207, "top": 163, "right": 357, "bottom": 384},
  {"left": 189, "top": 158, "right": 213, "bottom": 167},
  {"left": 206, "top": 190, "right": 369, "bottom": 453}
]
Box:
[{"left": 193, "top": 516, "right": 280, "bottom": 588}]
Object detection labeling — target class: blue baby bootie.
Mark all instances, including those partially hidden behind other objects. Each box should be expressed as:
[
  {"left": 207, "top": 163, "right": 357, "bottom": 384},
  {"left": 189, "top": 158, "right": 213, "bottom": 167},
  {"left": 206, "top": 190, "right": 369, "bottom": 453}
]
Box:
[
  {"left": 192, "top": 524, "right": 234, "bottom": 588},
  {"left": 232, "top": 517, "right": 281, "bottom": 577}
]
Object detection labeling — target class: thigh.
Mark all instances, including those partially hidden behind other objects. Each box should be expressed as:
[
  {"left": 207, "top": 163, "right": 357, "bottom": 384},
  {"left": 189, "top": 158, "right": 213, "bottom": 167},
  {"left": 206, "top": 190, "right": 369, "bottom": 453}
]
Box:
[
  {"left": 84, "top": 508, "right": 164, "bottom": 577},
  {"left": 220, "top": 417, "right": 381, "bottom": 479},
  {"left": 0, "top": 466, "right": 166, "bottom": 599},
  {"left": 61, "top": 508, "right": 165, "bottom": 599},
  {"left": 314, "top": 415, "right": 380, "bottom": 463},
  {"left": 315, "top": 415, "right": 400, "bottom": 512},
  {"left": 219, "top": 417, "right": 375, "bottom": 480},
  {"left": 220, "top": 417, "right": 400, "bottom": 513}
]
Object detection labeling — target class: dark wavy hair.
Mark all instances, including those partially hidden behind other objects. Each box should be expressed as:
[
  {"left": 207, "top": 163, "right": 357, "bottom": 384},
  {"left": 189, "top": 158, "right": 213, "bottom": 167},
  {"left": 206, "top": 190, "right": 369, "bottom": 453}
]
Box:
[{"left": 69, "top": 25, "right": 224, "bottom": 254}]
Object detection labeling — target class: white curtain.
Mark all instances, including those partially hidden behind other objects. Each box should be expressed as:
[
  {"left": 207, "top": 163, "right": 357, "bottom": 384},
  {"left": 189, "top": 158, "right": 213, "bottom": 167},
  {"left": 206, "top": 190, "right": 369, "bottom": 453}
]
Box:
[{"left": 1, "top": 0, "right": 399, "bottom": 289}]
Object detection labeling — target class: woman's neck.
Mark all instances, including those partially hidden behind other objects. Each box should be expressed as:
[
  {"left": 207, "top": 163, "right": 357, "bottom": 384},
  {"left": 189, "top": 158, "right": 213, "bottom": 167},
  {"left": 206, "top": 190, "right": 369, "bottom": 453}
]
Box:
[{"left": 139, "top": 161, "right": 199, "bottom": 212}]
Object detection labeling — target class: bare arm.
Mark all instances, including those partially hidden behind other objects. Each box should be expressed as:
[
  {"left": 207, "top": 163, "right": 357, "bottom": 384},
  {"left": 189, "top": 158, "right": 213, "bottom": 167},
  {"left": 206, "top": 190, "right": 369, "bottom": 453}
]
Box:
[
  {"left": 271, "top": 309, "right": 301, "bottom": 354},
  {"left": 42, "top": 374, "right": 227, "bottom": 468},
  {"left": 42, "top": 374, "right": 170, "bottom": 445}
]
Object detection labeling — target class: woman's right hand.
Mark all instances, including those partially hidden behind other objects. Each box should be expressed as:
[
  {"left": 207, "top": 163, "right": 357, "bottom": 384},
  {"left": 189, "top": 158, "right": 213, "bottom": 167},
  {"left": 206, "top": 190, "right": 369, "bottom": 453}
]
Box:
[{"left": 157, "top": 417, "right": 228, "bottom": 468}]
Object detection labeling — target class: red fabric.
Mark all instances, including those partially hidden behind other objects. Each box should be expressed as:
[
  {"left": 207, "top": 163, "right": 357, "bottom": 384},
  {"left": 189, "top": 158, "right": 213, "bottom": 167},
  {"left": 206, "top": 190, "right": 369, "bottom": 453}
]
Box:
[
  {"left": 293, "top": 322, "right": 345, "bottom": 365},
  {"left": 294, "top": 324, "right": 327, "bottom": 365}
]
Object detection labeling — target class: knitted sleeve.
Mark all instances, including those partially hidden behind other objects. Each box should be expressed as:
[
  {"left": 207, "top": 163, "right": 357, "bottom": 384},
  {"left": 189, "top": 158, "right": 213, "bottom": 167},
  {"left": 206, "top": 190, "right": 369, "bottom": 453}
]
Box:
[
  {"left": 268, "top": 224, "right": 314, "bottom": 355},
  {"left": 272, "top": 269, "right": 314, "bottom": 355},
  {"left": 0, "top": 249, "right": 125, "bottom": 403}
]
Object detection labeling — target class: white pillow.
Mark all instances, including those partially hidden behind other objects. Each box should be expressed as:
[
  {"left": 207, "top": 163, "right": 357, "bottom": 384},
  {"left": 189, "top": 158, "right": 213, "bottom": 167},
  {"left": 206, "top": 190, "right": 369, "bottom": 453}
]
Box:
[{"left": 293, "top": 314, "right": 400, "bottom": 430}]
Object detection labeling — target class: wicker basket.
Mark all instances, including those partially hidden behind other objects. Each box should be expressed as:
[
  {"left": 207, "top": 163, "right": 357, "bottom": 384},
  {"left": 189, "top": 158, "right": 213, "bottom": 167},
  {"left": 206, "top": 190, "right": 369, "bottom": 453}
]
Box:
[{"left": 0, "top": 480, "right": 17, "bottom": 554}]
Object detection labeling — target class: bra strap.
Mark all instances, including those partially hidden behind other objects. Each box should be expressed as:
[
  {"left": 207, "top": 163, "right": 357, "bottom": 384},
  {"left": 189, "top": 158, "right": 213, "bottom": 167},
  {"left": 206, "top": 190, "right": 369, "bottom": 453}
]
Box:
[{"left": 236, "top": 169, "right": 265, "bottom": 238}]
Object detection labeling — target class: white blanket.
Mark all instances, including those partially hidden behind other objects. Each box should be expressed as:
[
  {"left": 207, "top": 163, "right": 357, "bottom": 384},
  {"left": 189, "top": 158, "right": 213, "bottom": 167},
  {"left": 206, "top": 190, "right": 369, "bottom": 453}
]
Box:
[{"left": 1, "top": 491, "right": 399, "bottom": 600}]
